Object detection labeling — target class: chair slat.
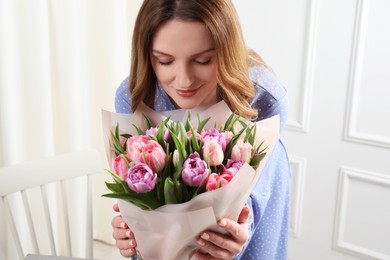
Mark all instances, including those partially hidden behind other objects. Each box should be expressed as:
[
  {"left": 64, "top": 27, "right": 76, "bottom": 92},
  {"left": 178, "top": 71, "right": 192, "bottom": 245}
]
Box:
[
  {"left": 3, "top": 196, "right": 24, "bottom": 260},
  {"left": 21, "top": 190, "right": 40, "bottom": 254},
  {"left": 1, "top": 149, "right": 100, "bottom": 259},
  {"left": 41, "top": 185, "right": 57, "bottom": 255},
  {"left": 86, "top": 176, "right": 93, "bottom": 259},
  {"left": 60, "top": 181, "right": 72, "bottom": 256}
]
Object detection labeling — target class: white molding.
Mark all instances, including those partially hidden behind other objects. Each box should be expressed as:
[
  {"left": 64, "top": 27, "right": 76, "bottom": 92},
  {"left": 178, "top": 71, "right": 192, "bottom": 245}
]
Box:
[
  {"left": 285, "top": 0, "right": 319, "bottom": 133},
  {"left": 289, "top": 156, "right": 306, "bottom": 238},
  {"left": 343, "top": 0, "right": 390, "bottom": 149},
  {"left": 333, "top": 167, "right": 390, "bottom": 260}
]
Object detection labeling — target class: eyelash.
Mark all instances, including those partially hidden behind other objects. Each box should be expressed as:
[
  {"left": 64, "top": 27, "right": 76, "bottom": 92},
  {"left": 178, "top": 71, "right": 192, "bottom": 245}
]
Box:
[{"left": 158, "top": 59, "right": 212, "bottom": 66}]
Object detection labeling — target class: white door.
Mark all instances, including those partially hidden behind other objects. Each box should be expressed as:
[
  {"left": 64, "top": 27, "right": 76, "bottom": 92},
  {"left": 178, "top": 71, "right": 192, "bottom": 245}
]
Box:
[{"left": 234, "top": 0, "right": 390, "bottom": 259}]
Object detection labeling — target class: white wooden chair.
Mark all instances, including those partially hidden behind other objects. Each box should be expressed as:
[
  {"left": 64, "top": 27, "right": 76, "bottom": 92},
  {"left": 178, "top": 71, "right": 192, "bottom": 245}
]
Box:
[{"left": 0, "top": 150, "right": 101, "bottom": 260}]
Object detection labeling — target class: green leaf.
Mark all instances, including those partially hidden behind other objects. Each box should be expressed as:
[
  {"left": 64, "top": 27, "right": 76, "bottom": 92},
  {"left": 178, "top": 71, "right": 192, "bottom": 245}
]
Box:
[
  {"left": 164, "top": 177, "right": 178, "bottom": 204},
  {"left": 106, "top": 169, "right": 131, "bottom": 194},
  {"left": 171, "top": 131, "right": 187, "bottom": 165},
  {"left": 224, "top": 125, "right": 248, "bottom": 161},
  {"left": 115, "top": 123, "right": 120, "bottom": 140},
  {"left": 155, "top": 117, "right": 170, "bottom": 148},
  {"left": 185, "top": 112, "right": 192, "bottom": 131},
  {"left": 148, "top": 134, "right": 158, "bottom": 142},
  {"left": 174, "top": 180, "right": 185, "bottom": 203},
  {"left": 110, "top": 130, "right": 126, "bottom": 154},
  {"left": 223, "top": 113, "right": 242, "bottom": 132},
  {"left": 121, "top": 133, "right": 132, "bottom": 139},
  {"left": 132, "top": 124, "right": 145, "bottom": 135},
  {"left": 173, "top": 165, "right": 183, "bottom": 181},
  {"left": 143, "top": 114, "right": 152, "bottom": 129},
  {"left": 197, "top": 115, "right": 211, "bottom": 133},
  {"left": 244, "top": 125, "right": 256, "bottom": 145},
  {"left": 105, "top": 182, "right": 124, "bottom": 193},
  {"left": 250, "top": 151, "right": 267, "bottom": 169},
  {"left": 223, "top": 112, "right": 235, "bottom": 131},
  {"left": 190, "top": 126, "right": 200, "bottom": 153}
]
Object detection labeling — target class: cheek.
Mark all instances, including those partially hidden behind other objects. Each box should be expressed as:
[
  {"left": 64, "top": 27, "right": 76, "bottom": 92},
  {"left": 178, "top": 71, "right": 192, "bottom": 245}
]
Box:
[
  {"left": 153, "top": 66, "right": 174, "bottom": 84},
  {"left": 195, "top": 66, "right": 218, "bottom": 83}
]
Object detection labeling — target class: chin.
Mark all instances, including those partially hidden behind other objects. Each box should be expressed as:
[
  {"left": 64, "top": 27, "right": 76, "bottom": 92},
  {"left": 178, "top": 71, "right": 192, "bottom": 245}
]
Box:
[{"left": 176, "top": 103, "right": 199, "bottom": 110}]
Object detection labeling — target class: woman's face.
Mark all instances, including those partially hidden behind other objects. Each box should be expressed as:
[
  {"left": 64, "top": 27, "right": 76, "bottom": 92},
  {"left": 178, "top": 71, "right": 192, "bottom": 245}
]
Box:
[{"left": 150, "top": 19, "right": 218, "bottom": 109}]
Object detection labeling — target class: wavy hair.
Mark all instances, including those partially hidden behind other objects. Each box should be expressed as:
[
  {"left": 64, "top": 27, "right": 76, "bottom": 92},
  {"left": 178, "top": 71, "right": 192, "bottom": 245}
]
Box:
[{"left": 130, "top": 0, "right": 267, "bottom": 120}]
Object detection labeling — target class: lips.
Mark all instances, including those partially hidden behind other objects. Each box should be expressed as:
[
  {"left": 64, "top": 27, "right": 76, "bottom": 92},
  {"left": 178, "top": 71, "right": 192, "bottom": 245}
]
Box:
[{"left": 175, "top": 88, "right": 199, "bottom": 97}]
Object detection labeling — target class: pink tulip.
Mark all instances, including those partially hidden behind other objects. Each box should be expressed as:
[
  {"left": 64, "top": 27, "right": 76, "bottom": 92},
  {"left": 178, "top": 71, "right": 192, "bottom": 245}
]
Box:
[
  {"left": 186, "top": 130, "right": 202, "bottom": 141},
  {"left": 126, "top": 135, "right": 150, "bottom": 162},
  {"left": 205, "top": 173, "right": 230, "bottom": 191},
  {"left": 202, "top": 139, "right": 224, "bottom": 166},
  {"left": 205, "top": 173, "right": 219, "bottom": 191},
  {"left": 231, "top": 140, "right": 252, "bottom": 163},
  {"left": 220, "top": 171, "right": 234, "bottom": 182},
  {"left": 126, "top": 136, "right": 167, "bottom": 173},
  {"left": 181, "top": 152, "right": 209, "bottom": 187},
  {"left": 113, "top": 155, "right": 129, "bottom": 180},
  {"left": 140, "top": 140, "right": 168, "bottom": 173},
  {"left": 126, "top": 163, "right": 157, "bottom": 193}
]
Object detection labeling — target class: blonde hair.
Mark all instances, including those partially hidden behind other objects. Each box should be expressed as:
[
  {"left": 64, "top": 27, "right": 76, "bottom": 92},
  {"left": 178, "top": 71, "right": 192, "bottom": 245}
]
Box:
[{"left": 130, "top": 0, "right": 267, "bottom": 120}]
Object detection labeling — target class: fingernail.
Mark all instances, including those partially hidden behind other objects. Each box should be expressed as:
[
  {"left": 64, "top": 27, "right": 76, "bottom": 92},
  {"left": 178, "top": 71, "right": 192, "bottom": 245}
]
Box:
[
  {"left": 197, "top": 239, "right": 205, "bottom": 246},
  {"left": 201, "top": 233, "right": 209, "bottom": 240},
  {"left": 190, "top": 256, "right": 198, "bottom": 260},
  {"left": 126, "top": 230, "right": 131, "bottom": 237},
  {"left": 219, "top": 219, "right": 227, "bottom": 227},
  {"left": 129, "top": 239, "right": 135, "bottom": 247},
  {"left": 120, "top": 222, "right": 127, "bottom": 228}
]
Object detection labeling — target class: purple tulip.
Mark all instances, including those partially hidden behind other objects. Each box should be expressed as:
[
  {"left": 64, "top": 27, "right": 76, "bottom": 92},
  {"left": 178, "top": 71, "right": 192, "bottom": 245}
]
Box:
[
  {"left": 126, "top": 163, "right": 157, "bottom": 193},
  {"left": 225, "top": 159, "right": 244, "bottom": 174},
  {"left": 201, "top": 129, "right": 233, "bottom": 152},
  {"left": 181, "top": 152, "right": 210, "bottom": 187},
  {"left": 146, "top": 127, "right": 170, "bottom": 142}
]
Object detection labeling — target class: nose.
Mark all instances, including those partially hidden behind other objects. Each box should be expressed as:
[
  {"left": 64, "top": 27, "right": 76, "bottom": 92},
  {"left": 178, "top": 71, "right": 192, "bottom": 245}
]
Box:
[{"left": 176, "top": 63, "right": 193, "bottom": 88}]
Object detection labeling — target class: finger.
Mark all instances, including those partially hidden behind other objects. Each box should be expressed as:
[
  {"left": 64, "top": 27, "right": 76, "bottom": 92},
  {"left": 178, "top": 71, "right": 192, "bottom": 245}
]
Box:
[
  {"left": 120, "top": 248, "right": 137, "bottom": 258},
  {"left": 112, "top": 226, "right": 134, "bottom": 240},
  {"left": 218, "top": 218, "right": 248, "bottom": 244},
  {"left": 113, "top": 203, "right": 120, "bottom": 212},
  {"left": 112, "top": 215, "right": 128, "bottom": 229},
  {"left": 195, "top": 237, "right": 235, "bottom": 259},
  {"left": 198, "top": 232, "right": 240, "bottom": 256},
  {"left": 116, "top": 236, "right": 137, "bottom": 250},
  {"left": 237, "top": 206, "right": 250, "bottom": 224}
]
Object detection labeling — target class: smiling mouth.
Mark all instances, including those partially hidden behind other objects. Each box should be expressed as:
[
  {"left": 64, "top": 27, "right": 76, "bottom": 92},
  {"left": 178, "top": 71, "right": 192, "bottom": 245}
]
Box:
[{"left": 175, "top": 86, "right": 201, "bottom": 97}]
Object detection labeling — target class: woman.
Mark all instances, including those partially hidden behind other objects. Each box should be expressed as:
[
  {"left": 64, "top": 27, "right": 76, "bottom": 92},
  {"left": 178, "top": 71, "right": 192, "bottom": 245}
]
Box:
[{"left": 112, "top": 0, "right": 290, "bottom": 259}]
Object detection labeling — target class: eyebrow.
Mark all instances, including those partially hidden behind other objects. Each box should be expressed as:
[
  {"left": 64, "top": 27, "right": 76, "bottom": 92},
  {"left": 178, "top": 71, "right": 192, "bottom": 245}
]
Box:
[{"left": 151, "top": 47, "right": 216, "bottom": 57}]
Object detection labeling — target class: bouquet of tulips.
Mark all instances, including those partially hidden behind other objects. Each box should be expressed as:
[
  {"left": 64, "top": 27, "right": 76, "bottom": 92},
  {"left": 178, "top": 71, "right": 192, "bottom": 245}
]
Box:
[{"left": 102, "top": 101, "right": 280, "bottom": 260}]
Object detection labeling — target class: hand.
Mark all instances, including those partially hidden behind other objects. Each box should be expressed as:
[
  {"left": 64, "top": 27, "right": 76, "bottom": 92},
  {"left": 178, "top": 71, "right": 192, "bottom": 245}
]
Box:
[
  {"left": 191, "top": 206, "right": 250, "bottom": 260},
  {"left": 112, "top": 203, "right": 138, "bottom": 257}
]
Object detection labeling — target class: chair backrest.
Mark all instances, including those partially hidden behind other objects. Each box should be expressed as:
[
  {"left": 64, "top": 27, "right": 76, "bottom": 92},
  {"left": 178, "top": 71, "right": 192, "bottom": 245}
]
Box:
[{"left": 0, "top": 149, "right": 101, "bottom": 260}]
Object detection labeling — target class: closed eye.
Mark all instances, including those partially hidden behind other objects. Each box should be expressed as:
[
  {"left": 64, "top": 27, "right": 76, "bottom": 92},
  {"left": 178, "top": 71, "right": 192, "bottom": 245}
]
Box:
[
  {"left": 195, "top": 59, "right": 212, "bottom": 65},
  {"left": 158, "top": 60, "right": 174, "bottom": 66}
]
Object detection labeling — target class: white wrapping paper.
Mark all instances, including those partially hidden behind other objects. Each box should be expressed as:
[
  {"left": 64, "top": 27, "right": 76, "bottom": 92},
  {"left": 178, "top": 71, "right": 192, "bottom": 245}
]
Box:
[{"left": 102, "top": 101, "right": 280, "bottom": 260}]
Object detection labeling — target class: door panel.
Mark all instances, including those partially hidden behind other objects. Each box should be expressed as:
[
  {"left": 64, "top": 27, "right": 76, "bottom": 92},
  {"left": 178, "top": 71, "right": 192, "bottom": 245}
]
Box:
[{"left": 233, "top": 0, "right": 390, "bottom": 259}]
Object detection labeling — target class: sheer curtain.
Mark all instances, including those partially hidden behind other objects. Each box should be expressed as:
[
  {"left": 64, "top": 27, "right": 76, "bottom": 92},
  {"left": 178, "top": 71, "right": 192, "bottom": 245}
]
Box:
[{"left": 0, "top": 0, "right": 142, "bottom": 258}]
